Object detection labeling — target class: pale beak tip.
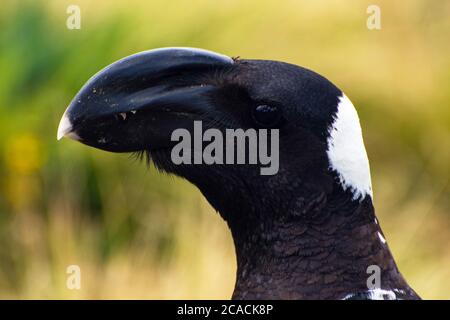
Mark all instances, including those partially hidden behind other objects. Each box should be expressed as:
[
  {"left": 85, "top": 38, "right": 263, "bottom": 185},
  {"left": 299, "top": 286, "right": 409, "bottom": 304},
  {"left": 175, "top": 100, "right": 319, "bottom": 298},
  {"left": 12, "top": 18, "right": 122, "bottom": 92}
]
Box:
[{"left": 57, "top": 112, "right": 73, "bottom": 141}]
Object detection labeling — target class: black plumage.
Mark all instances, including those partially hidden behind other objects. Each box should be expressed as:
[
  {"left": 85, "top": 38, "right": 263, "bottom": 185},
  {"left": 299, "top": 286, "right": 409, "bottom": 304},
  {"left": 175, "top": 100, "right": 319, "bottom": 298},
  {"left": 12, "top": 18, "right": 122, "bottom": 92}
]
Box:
[{"left": 57, "top": 47, "right": 420, "bottom": 300}]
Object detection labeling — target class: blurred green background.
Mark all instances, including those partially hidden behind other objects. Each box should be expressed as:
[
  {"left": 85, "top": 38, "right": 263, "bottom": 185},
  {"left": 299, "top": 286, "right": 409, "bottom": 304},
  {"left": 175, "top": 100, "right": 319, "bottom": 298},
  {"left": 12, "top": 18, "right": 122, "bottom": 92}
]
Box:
[{"left": 0, "top": 0, "right": 448, "bottom": 299}]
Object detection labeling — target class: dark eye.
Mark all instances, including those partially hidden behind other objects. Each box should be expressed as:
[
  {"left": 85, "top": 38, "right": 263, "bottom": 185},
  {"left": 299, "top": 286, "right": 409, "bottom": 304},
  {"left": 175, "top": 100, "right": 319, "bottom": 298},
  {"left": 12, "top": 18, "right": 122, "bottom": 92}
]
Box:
[{"left": 251, "top": 104, "right": 282, "bottom": 127}]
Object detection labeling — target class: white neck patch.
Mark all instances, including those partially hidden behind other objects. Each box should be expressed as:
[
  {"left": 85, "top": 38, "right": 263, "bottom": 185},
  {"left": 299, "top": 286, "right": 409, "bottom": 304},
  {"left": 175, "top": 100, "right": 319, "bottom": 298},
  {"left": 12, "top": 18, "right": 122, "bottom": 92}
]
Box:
[{"left": 326, "top": 94, "right": 372, "bottom": 201}]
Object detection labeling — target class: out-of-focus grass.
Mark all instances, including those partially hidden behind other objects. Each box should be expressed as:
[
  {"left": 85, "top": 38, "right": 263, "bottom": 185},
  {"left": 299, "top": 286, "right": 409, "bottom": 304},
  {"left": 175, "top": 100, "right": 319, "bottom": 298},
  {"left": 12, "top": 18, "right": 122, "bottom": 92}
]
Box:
[{"left": 0, "top": 0, "right": 448, "bottom": 299}]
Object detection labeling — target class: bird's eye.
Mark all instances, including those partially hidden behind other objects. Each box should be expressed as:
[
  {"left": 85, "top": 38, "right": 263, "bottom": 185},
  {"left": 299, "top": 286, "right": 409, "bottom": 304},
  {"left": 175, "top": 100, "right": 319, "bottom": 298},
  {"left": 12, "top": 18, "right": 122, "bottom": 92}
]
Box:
[{"left": 252, "top": 104, "right": 282, "bottom": 127}]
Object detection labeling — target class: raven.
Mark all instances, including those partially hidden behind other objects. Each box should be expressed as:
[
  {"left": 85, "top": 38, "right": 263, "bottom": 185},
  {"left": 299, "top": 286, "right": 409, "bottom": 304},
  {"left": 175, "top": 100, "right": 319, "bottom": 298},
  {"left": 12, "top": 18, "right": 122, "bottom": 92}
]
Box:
[{"left": 57, "top": 47, "right": 420, "bottom": 300}]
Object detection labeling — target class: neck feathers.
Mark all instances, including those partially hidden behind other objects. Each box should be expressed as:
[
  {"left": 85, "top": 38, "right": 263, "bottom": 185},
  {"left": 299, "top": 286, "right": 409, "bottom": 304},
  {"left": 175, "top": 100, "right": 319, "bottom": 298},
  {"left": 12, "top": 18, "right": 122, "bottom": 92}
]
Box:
[{"left": 230, "top": 195, "right": 419, "bottom": 299}]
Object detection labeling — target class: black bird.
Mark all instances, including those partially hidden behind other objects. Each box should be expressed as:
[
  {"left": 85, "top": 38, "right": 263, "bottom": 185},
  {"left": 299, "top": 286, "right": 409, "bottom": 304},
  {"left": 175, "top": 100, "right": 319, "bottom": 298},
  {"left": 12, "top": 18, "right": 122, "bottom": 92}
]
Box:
[{"left": 57, "top": 47, "right": 420, "bottom": 300}]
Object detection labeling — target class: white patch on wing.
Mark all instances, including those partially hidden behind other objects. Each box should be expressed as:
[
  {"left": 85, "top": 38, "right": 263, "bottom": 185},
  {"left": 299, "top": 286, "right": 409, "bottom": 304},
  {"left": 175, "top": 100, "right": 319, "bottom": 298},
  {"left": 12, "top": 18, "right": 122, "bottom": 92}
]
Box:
[
  {"left": 326, "top": 94, "right": 373, "bottom": 201},
  {"left": 342, "top": 288, "right": 397, "bottom": 300},
  {"left": 377, "top": 231, "right": 386, "bottom": 244},
  {"left": 393, "top": 288, "right": 406, "bottom": 295},
  {"left": 367, "top": 288, "right": 396, "bottom": 300}
]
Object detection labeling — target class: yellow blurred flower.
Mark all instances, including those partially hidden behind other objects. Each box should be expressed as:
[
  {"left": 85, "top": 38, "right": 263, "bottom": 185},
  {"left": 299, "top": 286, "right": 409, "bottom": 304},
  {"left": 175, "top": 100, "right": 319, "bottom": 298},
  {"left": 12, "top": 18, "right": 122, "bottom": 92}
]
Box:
[{"left": 4, "top": 133, "right": 44, "bottom": 175}]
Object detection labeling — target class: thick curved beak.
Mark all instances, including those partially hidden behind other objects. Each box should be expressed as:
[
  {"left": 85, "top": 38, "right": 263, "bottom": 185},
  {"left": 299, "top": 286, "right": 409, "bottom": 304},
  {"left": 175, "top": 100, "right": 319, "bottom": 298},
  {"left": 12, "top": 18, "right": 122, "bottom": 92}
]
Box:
[{"left": 57, "top": 47, "right": 233, "bottom": 152}]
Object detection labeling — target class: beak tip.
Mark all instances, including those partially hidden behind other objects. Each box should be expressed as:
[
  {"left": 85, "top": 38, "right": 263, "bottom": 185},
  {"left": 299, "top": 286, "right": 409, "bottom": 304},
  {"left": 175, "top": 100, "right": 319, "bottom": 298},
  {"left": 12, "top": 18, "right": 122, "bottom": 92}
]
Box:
[{"left": 57, "top": 112, "right": 73, "bottom": 141}]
